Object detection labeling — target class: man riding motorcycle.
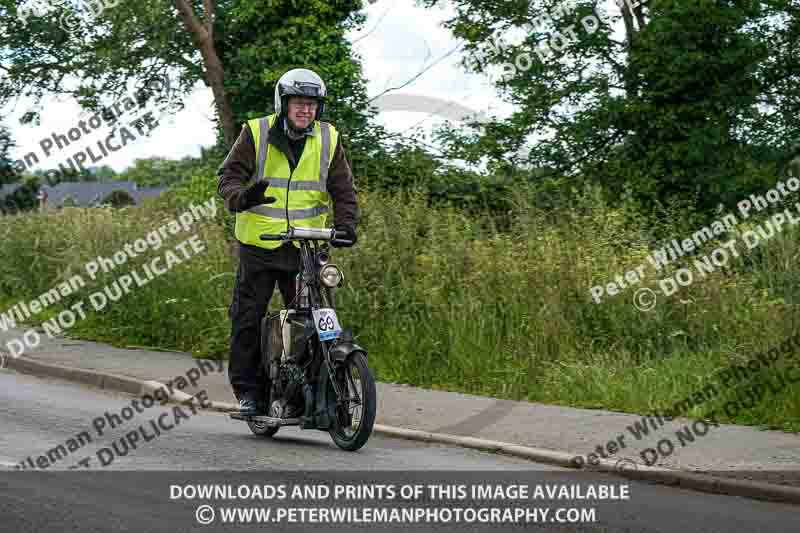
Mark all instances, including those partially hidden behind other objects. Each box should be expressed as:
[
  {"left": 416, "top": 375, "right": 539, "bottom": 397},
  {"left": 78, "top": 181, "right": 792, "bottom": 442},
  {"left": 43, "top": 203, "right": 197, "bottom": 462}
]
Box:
[{"left": 216, "top": 68, "right": 359, "bottom": 416}]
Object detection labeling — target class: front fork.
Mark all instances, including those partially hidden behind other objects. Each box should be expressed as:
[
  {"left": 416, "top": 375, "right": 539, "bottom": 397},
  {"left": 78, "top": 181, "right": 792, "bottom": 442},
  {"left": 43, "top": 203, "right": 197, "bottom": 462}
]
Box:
[
  {"left": 314, "top": 333, "right": 368, "bottom": 429},
  {"left": 311, "top": 338, "right": 345, "bottom": 430}
]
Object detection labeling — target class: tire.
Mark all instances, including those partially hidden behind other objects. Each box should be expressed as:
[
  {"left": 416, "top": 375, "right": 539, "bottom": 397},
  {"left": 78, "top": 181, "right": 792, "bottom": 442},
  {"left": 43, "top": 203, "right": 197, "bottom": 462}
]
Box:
[
  {"left": 252, "top": 318, "right": 279, "bottom": 437},
  {"left": 329, "top": 351, "right": 376, "bottom": 451},
  {"left": 247, "top": 419, "right": 279, "bottom": 437}
]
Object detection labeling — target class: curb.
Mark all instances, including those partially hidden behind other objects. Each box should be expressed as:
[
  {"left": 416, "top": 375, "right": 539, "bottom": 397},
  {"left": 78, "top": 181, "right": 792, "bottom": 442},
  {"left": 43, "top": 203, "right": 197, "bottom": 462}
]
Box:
[
  {"left": 5, "top": 356, "right": 202, "bottom": 407},
  {"left": 5, "top": 355, "right": 800, "bottom": 505},
  {"left": 587, "top": 457, "right": 800, "bottom": 505}
]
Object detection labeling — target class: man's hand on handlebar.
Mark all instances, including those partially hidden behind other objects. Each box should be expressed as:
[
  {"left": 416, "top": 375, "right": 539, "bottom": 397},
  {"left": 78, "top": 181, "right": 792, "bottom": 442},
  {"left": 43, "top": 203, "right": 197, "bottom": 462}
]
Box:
[
  {"left": 332, "top": 225, "right": 357, "bottom": 248},
  {"left": 258, "top": 226, "right": 356, "bottom": 245},
  {"left": 241, "top": 180, "right": 277, "bottom": 210}
]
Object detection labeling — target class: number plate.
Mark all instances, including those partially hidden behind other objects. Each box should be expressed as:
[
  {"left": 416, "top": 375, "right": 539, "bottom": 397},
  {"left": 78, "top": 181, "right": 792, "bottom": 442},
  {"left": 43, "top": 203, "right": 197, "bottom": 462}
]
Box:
[{"left": 312, "top": 308, "right": 342, "bottom": 341}]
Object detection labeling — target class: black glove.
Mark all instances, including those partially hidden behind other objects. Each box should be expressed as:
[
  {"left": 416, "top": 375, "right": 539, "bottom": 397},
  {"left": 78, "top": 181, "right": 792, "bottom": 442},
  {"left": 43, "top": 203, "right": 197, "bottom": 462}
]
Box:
[
  {"left": 241, "top": 180, "right": 276, "bottom": 211},
  {"left": 332, "top": 225, "right": 357, "bottom": 248}
]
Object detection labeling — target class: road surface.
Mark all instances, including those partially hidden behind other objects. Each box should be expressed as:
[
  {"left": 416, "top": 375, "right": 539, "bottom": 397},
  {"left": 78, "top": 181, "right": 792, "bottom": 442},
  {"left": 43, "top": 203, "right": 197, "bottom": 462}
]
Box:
[{"left": 0, "top": 369, "right": 796, "bottom": 532}]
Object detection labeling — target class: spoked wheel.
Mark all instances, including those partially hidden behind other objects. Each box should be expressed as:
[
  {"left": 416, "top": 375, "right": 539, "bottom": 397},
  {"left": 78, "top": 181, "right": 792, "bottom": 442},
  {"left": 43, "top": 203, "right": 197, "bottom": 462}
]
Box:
[
  {"left": 247, "top": 388, "right": 280, "bottom": 438},
  {"left": 329, "top": 351, "right": 376, "bottom": 451},
  {"left": 247, "top": 418, "right": 279, "bottom": 437}
]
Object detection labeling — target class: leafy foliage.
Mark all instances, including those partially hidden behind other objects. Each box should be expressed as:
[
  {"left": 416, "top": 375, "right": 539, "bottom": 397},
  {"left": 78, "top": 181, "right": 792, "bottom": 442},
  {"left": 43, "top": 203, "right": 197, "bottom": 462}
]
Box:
[
  {"left": 0, "top": 123, "right": 18, "bottom": 185},
  {"left": 0, "top": 177, "right": 40, "bottom": 215},
  {"left": 0, "top": 0, "right": 374, "bottom": 147},
  {"left": 61, "top": 193, "right": 76, "bottom": 207},
  {"left": 219, "top": 1, "right": 376, "bottom": 144},
  {"left": 2, "top": 184, "right": 799, "bottom": 430},
  {"left": 102, "top": 189, "right": 136, "bottom": 207},
  {"left": 429, "top": 0, "right": 800, "bottom": 216}
]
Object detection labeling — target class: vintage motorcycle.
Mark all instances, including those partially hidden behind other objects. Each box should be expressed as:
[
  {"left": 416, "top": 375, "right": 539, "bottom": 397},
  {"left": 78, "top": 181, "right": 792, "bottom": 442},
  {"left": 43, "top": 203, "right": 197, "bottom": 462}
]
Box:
[{"left": 229, "top": 226, "right": 376, "bottom": 451}]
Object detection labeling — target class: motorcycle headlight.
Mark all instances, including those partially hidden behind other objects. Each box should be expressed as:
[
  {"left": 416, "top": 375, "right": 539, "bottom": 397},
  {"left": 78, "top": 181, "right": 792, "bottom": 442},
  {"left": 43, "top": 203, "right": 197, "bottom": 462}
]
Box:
[{"left": 320, "top": 264, "right": 343, "bottom": 288}]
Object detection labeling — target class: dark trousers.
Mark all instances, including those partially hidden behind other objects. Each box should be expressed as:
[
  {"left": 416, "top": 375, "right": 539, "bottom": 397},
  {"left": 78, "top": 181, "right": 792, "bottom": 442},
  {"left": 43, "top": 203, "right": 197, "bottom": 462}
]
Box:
[{"left": 228, "top": 242, "right": 300, "bottom": 401}]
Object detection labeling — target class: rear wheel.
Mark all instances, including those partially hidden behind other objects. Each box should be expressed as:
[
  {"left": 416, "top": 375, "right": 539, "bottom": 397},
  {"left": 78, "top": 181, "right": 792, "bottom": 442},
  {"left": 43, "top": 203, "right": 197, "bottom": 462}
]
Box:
[
  {"left": 253, "top": 320, "right": 280, "bottom": 438},
  {"left": 329, "top": 352, "right": 376, "bottom": 451},
  {"left": 247, "top": 385, "right": 280, "bottom": 437}
]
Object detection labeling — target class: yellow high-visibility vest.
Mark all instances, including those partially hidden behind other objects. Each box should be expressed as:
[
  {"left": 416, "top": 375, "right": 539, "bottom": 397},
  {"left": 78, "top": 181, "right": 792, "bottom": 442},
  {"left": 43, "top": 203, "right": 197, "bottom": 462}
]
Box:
[{"left": 234, "top": 114, "right": 337, "bottom": 250}]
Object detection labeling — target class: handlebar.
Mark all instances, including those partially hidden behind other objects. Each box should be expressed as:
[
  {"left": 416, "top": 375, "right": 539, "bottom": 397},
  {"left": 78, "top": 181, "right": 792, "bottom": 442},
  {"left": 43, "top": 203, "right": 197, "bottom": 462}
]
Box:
[{"left": 259, "top": 227, "right": 353, "bottom": 246}]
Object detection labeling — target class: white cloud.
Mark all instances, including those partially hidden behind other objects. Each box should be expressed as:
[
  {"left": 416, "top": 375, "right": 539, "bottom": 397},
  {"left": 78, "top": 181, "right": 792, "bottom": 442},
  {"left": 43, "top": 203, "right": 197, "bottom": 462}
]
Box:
[
  {"left": 350, "top": 0, "right": 513, "bottom": 147},
  {"left": 3, "top": 80, "right": 216, "bottom": 173}
]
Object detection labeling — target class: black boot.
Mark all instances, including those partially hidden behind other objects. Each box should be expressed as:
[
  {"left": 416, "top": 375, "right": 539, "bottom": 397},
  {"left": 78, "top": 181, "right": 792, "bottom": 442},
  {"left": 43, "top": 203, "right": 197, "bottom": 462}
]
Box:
[{"left": 238, "top": 398, "right": 260, "bottom": 416}]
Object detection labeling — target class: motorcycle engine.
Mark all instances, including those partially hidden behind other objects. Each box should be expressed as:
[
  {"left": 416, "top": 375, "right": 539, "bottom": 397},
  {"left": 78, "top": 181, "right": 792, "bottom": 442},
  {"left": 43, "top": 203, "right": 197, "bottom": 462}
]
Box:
[{"left": 277, "top": 362, "right": 307, "bottom": 406}]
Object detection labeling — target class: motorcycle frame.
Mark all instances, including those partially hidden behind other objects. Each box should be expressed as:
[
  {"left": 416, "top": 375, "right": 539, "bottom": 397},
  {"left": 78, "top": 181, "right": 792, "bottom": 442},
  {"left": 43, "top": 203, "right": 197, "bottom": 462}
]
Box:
[{"left": 262, "top": 238, "right": 367, "bottom": 430}]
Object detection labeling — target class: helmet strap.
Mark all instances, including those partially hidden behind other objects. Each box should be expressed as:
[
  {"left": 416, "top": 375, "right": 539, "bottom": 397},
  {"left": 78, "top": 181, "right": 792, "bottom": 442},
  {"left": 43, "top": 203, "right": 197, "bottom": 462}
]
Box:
[{"left": 283, "top": 115, "right": 313, "bottom": 140}]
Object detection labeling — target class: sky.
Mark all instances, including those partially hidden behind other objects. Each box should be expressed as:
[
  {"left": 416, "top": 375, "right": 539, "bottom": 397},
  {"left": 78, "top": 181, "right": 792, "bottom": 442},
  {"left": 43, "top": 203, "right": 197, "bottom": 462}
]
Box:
[{"left": 2, "top": 0, "right": 509, "bottom": 175}]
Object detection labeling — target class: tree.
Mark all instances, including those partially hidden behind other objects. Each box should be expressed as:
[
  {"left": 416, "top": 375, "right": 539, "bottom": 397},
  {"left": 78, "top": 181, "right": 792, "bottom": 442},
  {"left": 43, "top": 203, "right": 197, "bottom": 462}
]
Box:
[
  {"left": 115, "top": 156, "right": 184, "bottom": 187},
  {"left": 428, "top": 0, "right": 800, "bottom": 213},
  {"left": 92, "top": 165, "right": 118, "bottom": 182},
  {"left": 32, "top": 166, "right": 92, "bottom": 184},
  {"left": 0, "top": 176, "right": 40, "bottom": 215},
  {"left": 0, "top": 122, "right": 39, "bottom": 215},
  {"left": 0, "top": 122, "right": 18, "bottom": 185},
  {"left": 0, "top": 0, "right": 376, "bottom": 150},
  {"left": 102, "top": 189, "right": 136, "bottom": 207},
  {"left": 217, "top": 0, "right": 380, "bottom": 158}
]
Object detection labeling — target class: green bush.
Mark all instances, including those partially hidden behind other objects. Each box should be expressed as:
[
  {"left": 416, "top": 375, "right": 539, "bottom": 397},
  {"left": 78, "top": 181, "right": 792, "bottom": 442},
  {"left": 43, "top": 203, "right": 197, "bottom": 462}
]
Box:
[
  {"left": 102, "top": 190, "right": 136, "bottom": 208},
  {"left": 0, "top": 181, "right": 798, "bottom": 432},
  {"left": 61, "top": 194, "right": 77, "bottom": 207},
  {"left": 0, "top": 179, "right": 40, "bottom": 215}
]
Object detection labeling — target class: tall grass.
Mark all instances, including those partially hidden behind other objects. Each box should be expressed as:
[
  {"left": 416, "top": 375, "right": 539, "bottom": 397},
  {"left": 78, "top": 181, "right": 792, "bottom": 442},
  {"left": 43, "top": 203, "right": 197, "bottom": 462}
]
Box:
[
  {"left": 1, "top": 183, "right": 798, "bottom": 431},
  {"left": 0, "top": 195, "right": 234, "bottom": 356}
]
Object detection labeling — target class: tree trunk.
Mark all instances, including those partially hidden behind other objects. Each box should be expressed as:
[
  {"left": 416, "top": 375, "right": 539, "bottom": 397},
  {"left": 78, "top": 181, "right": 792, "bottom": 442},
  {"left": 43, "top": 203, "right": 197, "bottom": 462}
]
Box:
[
  {"left": 198, "top": 42, "right": 236, "bottom": 147},
  {"left": 620, "top": 0, "right": 648, "bottom": 101},
  {"left": 173, "top": 0, "right": 236, "bottom": 147}
]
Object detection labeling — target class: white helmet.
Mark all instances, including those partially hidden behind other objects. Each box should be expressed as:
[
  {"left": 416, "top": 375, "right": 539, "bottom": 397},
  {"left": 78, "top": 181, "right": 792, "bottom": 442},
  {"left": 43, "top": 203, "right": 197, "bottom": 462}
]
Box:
[{"left": 274, "top": 68, "right": 327, "bottom": 120}]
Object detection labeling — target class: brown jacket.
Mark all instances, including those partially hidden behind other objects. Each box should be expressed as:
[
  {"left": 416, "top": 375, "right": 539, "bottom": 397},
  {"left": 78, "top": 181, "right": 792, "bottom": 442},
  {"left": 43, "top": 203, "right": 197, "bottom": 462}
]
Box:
[{"left": 217, "top": 118, "right": 358, "bottom": 229}]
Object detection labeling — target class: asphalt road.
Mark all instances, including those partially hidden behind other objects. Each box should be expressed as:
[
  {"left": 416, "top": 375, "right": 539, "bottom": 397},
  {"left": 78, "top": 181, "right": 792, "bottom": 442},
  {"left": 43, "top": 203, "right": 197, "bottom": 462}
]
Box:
[{"left": 0, "top": 369, "right": 797, "bottom": 533}]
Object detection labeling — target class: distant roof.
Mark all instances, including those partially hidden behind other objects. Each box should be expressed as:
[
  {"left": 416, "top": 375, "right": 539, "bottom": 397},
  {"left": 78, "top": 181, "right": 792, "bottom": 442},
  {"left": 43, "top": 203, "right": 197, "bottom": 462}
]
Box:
[
  {"left": 41, "top": 181, "right": 166, "bottom": 207},
  {"left": 0, "top": 182, "right": 24, "bottom": 199}
]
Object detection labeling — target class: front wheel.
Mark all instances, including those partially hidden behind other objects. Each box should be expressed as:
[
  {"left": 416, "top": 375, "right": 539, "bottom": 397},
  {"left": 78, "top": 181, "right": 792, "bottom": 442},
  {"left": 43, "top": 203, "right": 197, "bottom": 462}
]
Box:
[{"left": 329, "top": 352, "right": 376, "bottom": 451}]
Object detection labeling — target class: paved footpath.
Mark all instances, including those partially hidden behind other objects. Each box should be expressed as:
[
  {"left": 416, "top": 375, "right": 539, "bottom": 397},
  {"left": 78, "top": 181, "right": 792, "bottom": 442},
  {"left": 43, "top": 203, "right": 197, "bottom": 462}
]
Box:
[{"left": 2, "top": 325, "right": 799, "bottom": 494}]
